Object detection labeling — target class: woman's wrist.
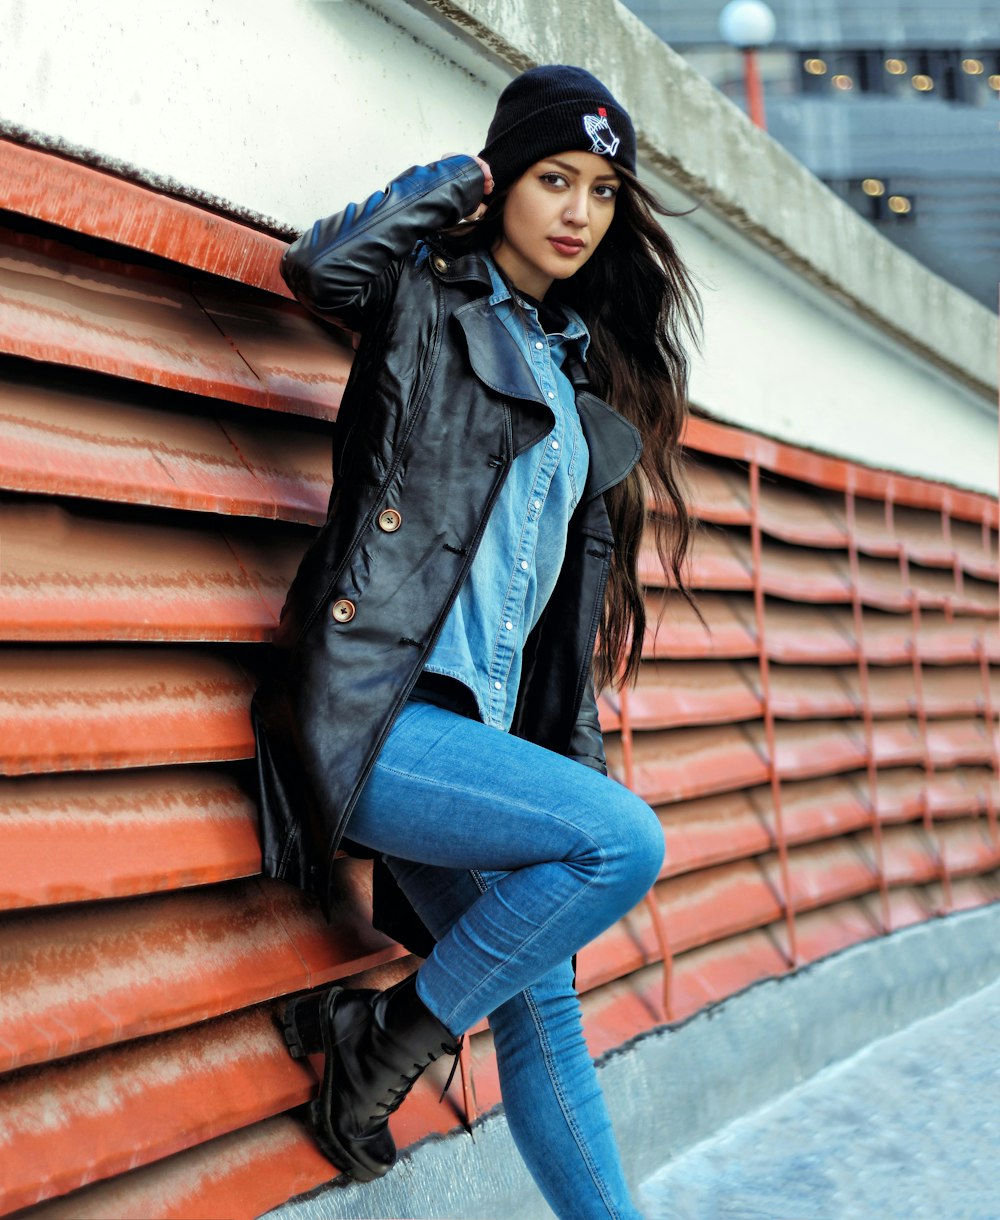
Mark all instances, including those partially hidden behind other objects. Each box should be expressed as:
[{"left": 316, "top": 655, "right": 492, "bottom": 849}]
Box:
[{"left": 441, "top": 153, "right": 492, "bottom": 222}]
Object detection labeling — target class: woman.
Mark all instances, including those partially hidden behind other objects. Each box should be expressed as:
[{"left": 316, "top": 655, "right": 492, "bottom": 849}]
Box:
[{"left": 252, "top": 65, "right": 700, "bottom": 1219}]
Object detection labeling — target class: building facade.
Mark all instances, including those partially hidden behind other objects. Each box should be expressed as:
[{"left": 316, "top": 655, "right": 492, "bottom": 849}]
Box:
[{"left": 625, "top": 0, "right": 1000, "bottom": 309}]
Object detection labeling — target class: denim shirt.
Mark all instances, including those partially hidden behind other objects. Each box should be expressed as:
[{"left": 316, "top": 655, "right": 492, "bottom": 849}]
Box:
[{"left": 423, "top": 255, "right": 591, "bottom": 730}]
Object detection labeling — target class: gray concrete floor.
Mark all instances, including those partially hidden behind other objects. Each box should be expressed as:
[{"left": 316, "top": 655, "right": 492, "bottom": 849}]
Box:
[{"left": 640, "top": 976, "right": 1000, "bottom": 1220}]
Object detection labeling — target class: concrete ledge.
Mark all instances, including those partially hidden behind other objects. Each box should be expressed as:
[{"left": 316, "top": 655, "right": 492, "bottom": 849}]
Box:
[
  {"left": 265, "top": 902, "right": 1000, "bottom": 1219},
  {"left": 399, "top": 0, "right": 997, "bottom": 402}
]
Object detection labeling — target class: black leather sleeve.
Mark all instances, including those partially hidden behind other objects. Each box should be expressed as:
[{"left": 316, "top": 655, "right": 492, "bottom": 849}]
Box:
[
  {"left": 280, "top": 156, "right": 485, "bottom": 331},
  {"left": 567, "top": 668, "right": 609, "bottom": 776}
]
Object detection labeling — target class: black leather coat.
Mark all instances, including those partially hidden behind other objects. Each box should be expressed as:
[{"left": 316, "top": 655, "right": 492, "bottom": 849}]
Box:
[{"left": 251, "top": 156, "right": 642, "bottom": 952}]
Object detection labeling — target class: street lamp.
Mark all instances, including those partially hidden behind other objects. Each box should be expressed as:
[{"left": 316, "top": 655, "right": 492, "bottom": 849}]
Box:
[{"left": 719, "top": 0, "right": 777, "bottom": 130}]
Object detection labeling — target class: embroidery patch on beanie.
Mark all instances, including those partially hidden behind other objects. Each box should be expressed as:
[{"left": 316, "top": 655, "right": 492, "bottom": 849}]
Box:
[{"left": 582, "top": 107, "right": 620, "bottom": 158}]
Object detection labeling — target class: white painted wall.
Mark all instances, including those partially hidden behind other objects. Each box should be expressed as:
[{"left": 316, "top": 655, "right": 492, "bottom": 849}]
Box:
[
  {"left": 0, "top": 0, "right": 994, "bottom": 492},
  {"left": 0, "top": 0, "right": 499, "bottom": 224},
  {"left": 674, "top": 208, "right": 996, "bottom": 488}
]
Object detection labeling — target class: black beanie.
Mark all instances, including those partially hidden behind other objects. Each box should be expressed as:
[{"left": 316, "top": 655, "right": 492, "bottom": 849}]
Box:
[{"left": 480, "top": 64, "right": 636, "bottom": 192}]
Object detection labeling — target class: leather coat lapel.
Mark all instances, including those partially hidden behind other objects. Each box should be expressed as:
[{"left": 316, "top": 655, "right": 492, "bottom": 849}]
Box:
[
  {"left": 573, "top": 389, "right": 643, "bottom": 502},
  {"left": 452, "top": 266, "right": 642, "bottom": 497},
  {"left": 454, "top": 297, "right": 547, "bottom": 407}
]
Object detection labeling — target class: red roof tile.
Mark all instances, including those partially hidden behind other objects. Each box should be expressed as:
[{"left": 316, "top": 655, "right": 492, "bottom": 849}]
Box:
[
  {"left": 0, "top": 375, "right": 333, "bottom": 522},
  {"left": 0, "top": 227, "right": 349, "bottom": 419},
  {"left": 0, "top": 649, "right": 256, "bottom": 774},
  {"left": 0, "top": 767, "right": 261, "bottom": 909},
  {"left": 0, "top": 502, "right": 309, "bottom": 641}
]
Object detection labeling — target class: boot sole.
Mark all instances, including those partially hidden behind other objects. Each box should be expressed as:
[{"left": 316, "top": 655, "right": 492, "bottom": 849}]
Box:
[
  {"left": 307, "top": 1098, "right": 382, "bottom": 1183},
  {"left": 282, "top": 990, "right": 383, "bottom": 1179},
  {"left": 282, "top": 992, "right": 324, "bottom": 1059}
]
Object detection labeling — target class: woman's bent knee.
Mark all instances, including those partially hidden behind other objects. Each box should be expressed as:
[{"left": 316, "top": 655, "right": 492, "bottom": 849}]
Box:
[
  {"left": 594, "top": 781, "right": 664, "bottom": 903},
  {"left": 629, "top": 796, "right": 666, "bottom": 895}
]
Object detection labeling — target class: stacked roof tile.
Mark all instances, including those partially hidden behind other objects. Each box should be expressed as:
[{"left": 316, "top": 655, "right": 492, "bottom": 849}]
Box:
[{"left": 0, "top": 139, "right": 997, "bottom": 1217}]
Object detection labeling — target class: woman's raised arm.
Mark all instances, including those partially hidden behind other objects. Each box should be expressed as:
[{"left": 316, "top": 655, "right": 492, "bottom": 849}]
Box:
[{"left": 281, "top": 155, "right": 485, "bottom": 331}]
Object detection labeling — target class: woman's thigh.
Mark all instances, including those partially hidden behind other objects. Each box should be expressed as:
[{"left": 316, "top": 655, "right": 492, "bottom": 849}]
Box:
[
  {"left": 348, "top": 700, "right": 662, "bottom": 880},
  {"left": 382, "top": 855, "right": 494, "bottom": 943}
]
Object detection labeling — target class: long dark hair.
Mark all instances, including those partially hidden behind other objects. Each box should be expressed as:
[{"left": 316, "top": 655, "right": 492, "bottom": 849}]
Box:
[{"left": 452, "top": 165, "right": 702, "bottom": 690}]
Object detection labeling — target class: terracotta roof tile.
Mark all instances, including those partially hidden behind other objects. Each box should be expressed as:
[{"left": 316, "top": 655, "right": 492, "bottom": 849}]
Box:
[
  {"left": 0, "top": 649, "right": 255, "bottom": 774},
  {"left": 0, "top": 375, "right": 333, "bottom": 522},
  {"left": 0, "top": 767, "right": 261, "bottom": 909},
  {"left": 0, "top": 502, "right": 310, "bottom": 641}
]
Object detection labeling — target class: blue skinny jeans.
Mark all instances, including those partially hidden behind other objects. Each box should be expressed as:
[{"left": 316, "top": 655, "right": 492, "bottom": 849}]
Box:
[{"left": 347, "top": 694, "right": 664, "bottom": 1219}]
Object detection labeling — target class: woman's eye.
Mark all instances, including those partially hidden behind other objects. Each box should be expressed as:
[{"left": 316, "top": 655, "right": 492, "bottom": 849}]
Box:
[
  {"left": 594, "top": 184, "right": 619, "bottom": 200},
  {"left": 540, "top": 173, "right": 568, "bottom": 188}
]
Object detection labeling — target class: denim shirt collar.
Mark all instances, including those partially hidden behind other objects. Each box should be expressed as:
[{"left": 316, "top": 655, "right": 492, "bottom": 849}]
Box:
[
  {"left": 483, "top": 254, "right": 591, "bottom": 363},
  {"left": 438, "top": 243, "right": 643, "bottom": 500}
]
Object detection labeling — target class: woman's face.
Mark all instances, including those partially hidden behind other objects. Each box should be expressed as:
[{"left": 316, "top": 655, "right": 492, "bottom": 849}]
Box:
[{"left": 491, "top": 150, "right": 620, "bottom": 299}]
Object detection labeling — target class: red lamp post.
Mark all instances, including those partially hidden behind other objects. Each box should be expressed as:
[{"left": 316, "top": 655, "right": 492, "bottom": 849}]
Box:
[{"left": 720, "top": 0, "right": 777, "bottom": 131}]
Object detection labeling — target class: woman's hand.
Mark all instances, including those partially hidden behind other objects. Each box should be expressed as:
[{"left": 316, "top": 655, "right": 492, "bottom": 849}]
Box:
[
  {"left": 443, "top": 153, "right": 493, "bottom": 221},
  {"left": 470, "top": 154, "right": 494, "bottom": 198}
]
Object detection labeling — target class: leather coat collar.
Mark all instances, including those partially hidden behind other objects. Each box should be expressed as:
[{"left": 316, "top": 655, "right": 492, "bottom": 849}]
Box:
[{"left": 433, "top": 243, "right": 643, "bottom": 502}]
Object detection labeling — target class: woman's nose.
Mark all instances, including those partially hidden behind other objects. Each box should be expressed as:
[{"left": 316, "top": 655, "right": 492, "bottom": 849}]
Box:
[{"left": 564, "top": 196, "right": 588, "bottom": 226}]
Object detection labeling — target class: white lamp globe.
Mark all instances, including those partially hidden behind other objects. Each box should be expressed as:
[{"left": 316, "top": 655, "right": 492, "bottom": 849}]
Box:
[{"left": 719, "top": 0, "right": 777, "bottom": 50}]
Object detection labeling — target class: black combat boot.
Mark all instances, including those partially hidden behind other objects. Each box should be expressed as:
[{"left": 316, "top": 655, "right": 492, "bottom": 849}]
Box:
[{"left": 282, "top": 974, "right": 460, "bottom": 1182}]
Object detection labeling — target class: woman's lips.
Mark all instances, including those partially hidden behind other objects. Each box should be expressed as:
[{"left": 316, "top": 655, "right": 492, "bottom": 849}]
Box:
[{"left": 548, "top": 237, "right": 585, "bottom": 257}]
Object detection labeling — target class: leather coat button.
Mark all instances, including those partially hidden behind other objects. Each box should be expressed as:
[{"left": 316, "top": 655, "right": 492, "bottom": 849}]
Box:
[
  {"left": 377, "top": 508, "right": 402, "bottom": 532},
  {"left": 331, "top": 598, "right": 356, "bottom": 623},
  {"left": 432, "top": 255, "right": 448, "bottom": 273}
]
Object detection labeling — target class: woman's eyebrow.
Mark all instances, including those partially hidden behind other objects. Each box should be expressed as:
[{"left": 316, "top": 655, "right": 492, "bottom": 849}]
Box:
[{"left": 543, "top": 156, "right": 621, "bottom": 182}]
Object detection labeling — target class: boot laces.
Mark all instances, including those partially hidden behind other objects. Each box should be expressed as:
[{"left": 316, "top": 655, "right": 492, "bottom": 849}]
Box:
[
  {"left": 370, "top": 1067, "right": 421, "bottom": 1121},
  {"left": 438, "top": 1036, "right": 463, "bottom": 1102},
  {"left": 368, "top": 1037, "right": 462, "bottom": 1123}
]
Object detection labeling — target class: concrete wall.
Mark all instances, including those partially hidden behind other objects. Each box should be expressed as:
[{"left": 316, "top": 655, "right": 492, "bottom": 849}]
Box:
[{"left": 0, "top": 0, "right": 994, "bottom": 491}]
